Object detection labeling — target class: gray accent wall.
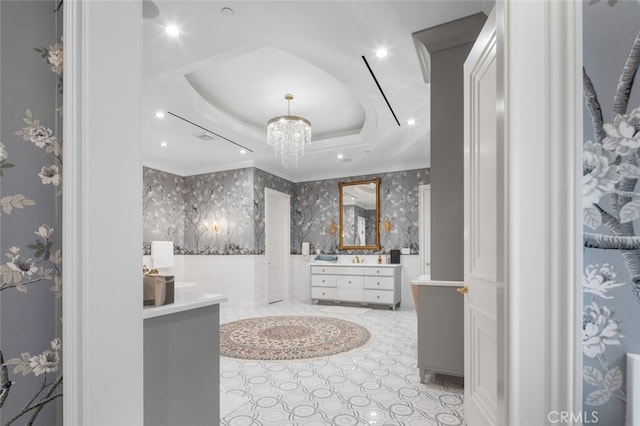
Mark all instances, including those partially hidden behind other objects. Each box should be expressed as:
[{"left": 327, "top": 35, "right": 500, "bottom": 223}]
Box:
[
  {"left": 414, "top": 13, "right": 486, "bottom": 282},
  {"left": 582, "top": 1, "right": 640, "bottom": 423},
  {"left": 143, "top": 167, "right": 295, "bottom": 255},
  {"left": 0, "top": 1, "right": 62, "bottom": 423},
  {"left": 143, "top": 167, "right": 428, "bottom": 256},
  {"left": 293, "top": 169, "right": 429, "bottom": 254}
]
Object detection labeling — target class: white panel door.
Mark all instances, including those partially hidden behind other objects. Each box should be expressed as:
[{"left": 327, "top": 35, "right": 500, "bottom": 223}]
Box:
[
  {"left": 265, "top": 188, "right": 290, "bottom": 304},
  {"left": 463, "top": 8, "right": 499, "bottom": 426}
]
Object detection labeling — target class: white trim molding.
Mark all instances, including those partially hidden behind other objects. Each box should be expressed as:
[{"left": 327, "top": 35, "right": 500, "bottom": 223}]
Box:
[
  {"left": 500, "top": 0, "right": 582, "bottom": 424},
  {"left": 62, "top": 1, "right": 82, "bottom": 423},
  {"left": 63, "top": 1, "right": 144, "bottom": 425}
]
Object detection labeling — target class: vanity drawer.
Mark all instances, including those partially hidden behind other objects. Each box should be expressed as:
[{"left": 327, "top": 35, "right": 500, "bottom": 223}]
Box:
[
  {"left": 336, "top": 289, "right": 364, "bottom": 302},
  {"left": 312, "top": 287, "right": 337, "bottom": 300},
  {"left": 311, "top": 274, "right": 337, "bottom": 287},
  {"left": 335, "top": 267, "right": 364, "bottom": 275},
  {"left": 364, "top": 276, "right": 395, "bottom": 290},
  {"left": 364, "top": 267, "right": 395, "bottom": 277},
  {"left": 337, "top": 275, "right": 364, "bottom": 289},
  {"left": 364, "top": 289, "right": 395, "bottom": 304},
  {"left": 311, "top": 265, "right": 339, "bottom": 275}
]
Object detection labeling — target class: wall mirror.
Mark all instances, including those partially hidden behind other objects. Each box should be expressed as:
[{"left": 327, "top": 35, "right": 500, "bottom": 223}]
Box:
[{"left": 339, "top": 178, "right": 381, "bottom": 250}]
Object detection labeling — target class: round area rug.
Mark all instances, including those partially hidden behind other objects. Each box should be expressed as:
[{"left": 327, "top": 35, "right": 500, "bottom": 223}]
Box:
[{"left": 220, "top": 316, "right": 370, "bottom": 360}]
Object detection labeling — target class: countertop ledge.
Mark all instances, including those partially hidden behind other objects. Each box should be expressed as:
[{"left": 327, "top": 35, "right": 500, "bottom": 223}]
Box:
[
  {"left": 410, "top": 275, "right": 464, "bottom": 287},
  {"left": 309, "top": 262, "right": 401, "bottom": 267},
  {"left": 143, "top": 292, "right": 227, "bottom": 319}
]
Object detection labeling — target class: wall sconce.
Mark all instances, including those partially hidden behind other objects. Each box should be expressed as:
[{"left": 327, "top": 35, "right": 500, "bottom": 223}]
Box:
[
  {"left": 383, "top": 217, "right": 392, "bottom": 233},
  {"left": 203, "top": 220, "right": 221, "bottom": 234},
  {"left": 329, "top": 220, "right": 338, "bottom": 235}
]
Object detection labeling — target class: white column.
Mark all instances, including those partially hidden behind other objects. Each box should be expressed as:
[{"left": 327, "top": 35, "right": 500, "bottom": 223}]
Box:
[
  {"left": 63, "top": 1, "right": 144, "bottom": 424},
  {"left": 499, "top": 0, "right": 582, "bottom": 424}
]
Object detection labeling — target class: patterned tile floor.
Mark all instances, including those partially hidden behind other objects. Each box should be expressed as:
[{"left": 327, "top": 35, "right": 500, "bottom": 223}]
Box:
[{"left": 219, "top": 301, "right": 465, "bottom": 426}]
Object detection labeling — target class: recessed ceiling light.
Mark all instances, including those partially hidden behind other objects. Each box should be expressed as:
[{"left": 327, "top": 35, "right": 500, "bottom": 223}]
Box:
[
  {"left": 160, "top": 141, "right": 168, "bottom": 147},
  {"left": 407, "top": 118, "right": 416, "bottom": 126},
  {"left": 165, "top": 25, "right": 180, "bottom": 37},
  {"left": 239, "top": 149, "right": 246, "bottom": 154},
  {"left": 155, "top": 111, "right": 165, "bottom": 119},
  {"left": 376, "top": 48, "right": 388, "bottom": 58},
  {"left": 221, "top": 7, "right": 235, "bottom": 16},
  {"left": 337, "top": 154, "right": 344, "bottom": 159}
]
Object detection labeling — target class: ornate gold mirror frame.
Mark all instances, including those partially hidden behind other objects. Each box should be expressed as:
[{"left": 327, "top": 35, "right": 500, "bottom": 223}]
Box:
[{"left": 339, "top": 178, "right": 381, "bottom": 250}]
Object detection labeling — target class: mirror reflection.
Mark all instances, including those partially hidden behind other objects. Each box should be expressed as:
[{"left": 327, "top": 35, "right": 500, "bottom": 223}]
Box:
[{"left": 339, "top": 179, "right": 380, "bottom": 250}]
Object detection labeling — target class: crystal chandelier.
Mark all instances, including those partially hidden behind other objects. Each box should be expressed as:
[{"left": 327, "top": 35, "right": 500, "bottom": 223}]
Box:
[{"left": 266, "top": 94, "right": 311, "bottom": 169}]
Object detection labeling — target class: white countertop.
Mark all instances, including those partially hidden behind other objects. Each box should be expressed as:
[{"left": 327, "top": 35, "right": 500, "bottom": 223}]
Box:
[
  {"left": 410, "top": 274, "right": 464, "bottom": 287},
  {"left": 143, "top": 291, "right": 227, "bottom": 319},
  {"left": 310, "top": 262, "right": 401, "bottom": 267}
]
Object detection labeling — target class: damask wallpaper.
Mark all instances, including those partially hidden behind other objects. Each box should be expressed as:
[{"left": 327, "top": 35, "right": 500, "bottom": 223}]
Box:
[
  {"left": 0, "top": 1, "right": 63, "bottom": 424},
  {"left": 143, "top": 167, "right": 428, "bottom": 257},
  {"left": 582, "top": 1, "right": 640, "bottom": 423}
]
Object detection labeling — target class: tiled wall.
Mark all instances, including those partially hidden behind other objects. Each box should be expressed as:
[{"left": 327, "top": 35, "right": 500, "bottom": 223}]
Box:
[
  {"left": 582, "top": 1, "right": 640, "bottom": 423},
  {"left": 143, "top": 167, "right": 429, "bottom": 256}
]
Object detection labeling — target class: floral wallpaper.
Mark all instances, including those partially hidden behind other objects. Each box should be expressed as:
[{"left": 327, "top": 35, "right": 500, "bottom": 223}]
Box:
[
  {"left": 292, "top": 169, "right": 429, "bottom": 254},
  {"left": 582, "top": 1, "right": 640, "bottom": 423},
  {"left": 143, "top": 167, "right": 294, "bottom": 255},
  {"left": 143, "top": 167, "right": 185, "bottom": 249},
  {"left": 182, "top": 168, "right": 256, "bottom": 254},
  {"left": 0, "top": 1, "right": 63, "bottom": 424},
  {"left": 144, "top": 167, "right": 428, "bottom": 257}
]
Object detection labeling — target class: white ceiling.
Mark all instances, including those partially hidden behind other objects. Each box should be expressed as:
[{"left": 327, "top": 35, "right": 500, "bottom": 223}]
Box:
[{"left": 142, "top": 1, "right": 491, "bottom": 182}]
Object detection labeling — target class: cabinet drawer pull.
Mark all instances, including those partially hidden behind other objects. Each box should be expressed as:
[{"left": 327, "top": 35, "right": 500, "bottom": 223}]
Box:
[
  {"left": 377, "top": 295, "right": 380, "bottom": 299},
  {"left": 376, "top": 270, "right": 380, "bottom": 274},
  {"left": 348, "top": 280, "right": 352, "bottom": 284},
  {"left": 322, "top": 279, "right": 325, "bottom": 283},
  {"left": 322, "top": 292, "right": 325, "bottom": 296},
  {"left": 322, "top": 268, "right": 325, "bottom": 272},
  {"left": 377, "top": 282, "right": 380, "bottom": 285}
]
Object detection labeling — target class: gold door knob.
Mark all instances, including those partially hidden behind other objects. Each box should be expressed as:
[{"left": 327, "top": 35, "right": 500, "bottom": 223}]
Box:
[{"left": 456, "top": 286, "right": 469, "bottom": 295}]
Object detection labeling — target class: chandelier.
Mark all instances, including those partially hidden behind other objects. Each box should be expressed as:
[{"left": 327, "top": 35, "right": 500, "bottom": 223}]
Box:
[{"left": 266, "top": 94, "right": 311, "bottom": 169}]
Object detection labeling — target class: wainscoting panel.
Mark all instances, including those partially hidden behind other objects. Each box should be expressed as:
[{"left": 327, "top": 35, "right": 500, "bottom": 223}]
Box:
[{"left": 176, "top": 255, "right": 258, "bottom": 308}]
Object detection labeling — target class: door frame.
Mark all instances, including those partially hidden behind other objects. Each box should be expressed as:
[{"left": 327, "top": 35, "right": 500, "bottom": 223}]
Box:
[
  {"left": 497, "top": 0, "right": 582, "bottom": 423},
  {"left": 63, "top": 0, "right": 583, "bottom": 424},
  {"left": 264, "top": 187, "right": 291, "bottom": 304}
]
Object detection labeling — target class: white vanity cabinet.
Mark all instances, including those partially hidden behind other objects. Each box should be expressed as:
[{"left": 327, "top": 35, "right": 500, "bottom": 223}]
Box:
[{"left": 310, "top": 264, "right": 401, "bottom": 309}]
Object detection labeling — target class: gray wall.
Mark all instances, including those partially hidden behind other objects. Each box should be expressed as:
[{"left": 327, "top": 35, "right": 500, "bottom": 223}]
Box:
[
  {"left": 0, "top": 1, "right": 62, "bottom": 423},
  {"left": 291, "top": 169, "right": 429, "bottom": 255},
  {"left": 143, "top": 167, "right": 295, "bottom": 255},
  {"left": 417, "top": 14, "right": 485, "bottom": 281},
  {"left": 582, "top": 1, "right": 640, "bottom": 423},
  {"left": 143, "top": 167, "right": 429, "bottom": 256}
]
